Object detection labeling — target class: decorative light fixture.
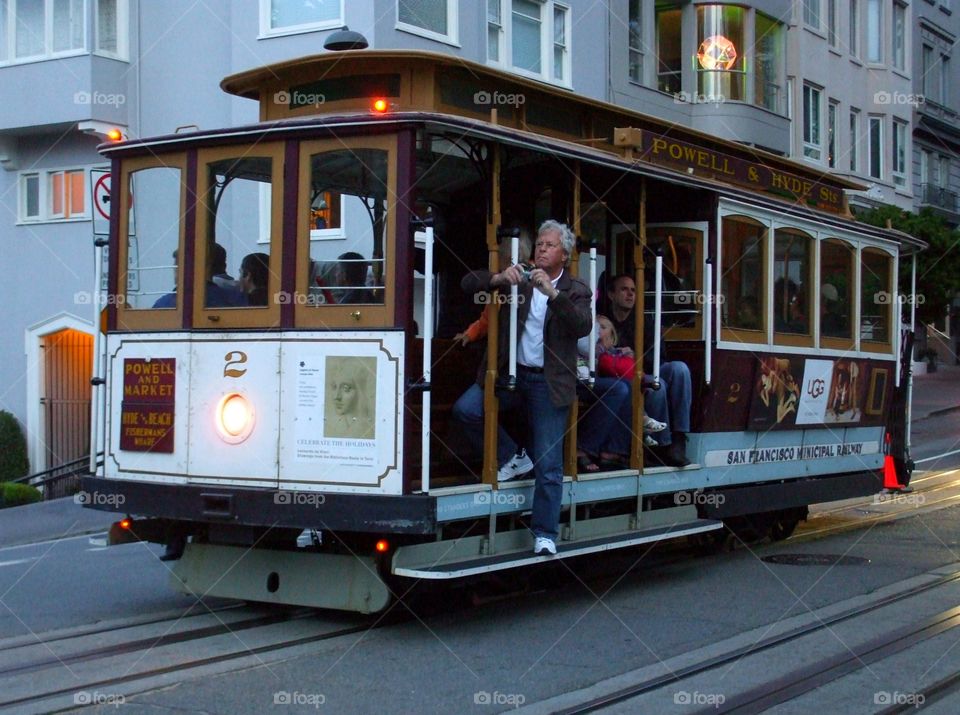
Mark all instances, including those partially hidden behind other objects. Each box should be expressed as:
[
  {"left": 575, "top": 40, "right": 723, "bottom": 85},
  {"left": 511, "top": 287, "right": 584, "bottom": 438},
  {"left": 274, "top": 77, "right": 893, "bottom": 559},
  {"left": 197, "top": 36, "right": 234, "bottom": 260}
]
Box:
[
  {"left": 323, "top": 26, "right": 369, "bottom": 52},
  {"left": 697, "top": 34, "right": 737, "bottom": 70}
]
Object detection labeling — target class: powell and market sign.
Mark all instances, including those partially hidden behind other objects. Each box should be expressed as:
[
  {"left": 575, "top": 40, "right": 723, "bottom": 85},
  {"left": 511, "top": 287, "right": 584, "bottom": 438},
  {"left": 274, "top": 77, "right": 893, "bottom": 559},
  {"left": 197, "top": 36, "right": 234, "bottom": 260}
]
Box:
[{"left": 616, "top": 129, "right": 845, "bottom": 213}]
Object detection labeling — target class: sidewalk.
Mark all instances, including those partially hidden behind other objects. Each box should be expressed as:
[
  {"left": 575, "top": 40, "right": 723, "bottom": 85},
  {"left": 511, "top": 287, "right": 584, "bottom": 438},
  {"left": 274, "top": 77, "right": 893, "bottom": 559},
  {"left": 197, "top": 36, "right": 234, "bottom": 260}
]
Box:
[
  {"left": 0, "top": 497, "right": 116, "bottom": 549},
  {"left": 910, "top": 363, "right": 960, "bottom": 421}
]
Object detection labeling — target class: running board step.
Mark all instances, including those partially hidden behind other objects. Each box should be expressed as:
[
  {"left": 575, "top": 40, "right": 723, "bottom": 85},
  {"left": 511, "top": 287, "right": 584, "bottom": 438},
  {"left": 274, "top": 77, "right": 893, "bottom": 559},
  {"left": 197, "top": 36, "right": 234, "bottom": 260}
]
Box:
[{"left": 392, "top": 519, "right": 723, "bottom": 580}]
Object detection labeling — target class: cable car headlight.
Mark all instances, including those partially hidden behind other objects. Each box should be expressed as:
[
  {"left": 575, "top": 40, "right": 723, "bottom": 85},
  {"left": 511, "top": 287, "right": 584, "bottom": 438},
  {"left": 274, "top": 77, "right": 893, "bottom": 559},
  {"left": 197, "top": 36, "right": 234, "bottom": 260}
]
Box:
[{"left": 216, "top": 393, "right": 255, "bottom": 443}]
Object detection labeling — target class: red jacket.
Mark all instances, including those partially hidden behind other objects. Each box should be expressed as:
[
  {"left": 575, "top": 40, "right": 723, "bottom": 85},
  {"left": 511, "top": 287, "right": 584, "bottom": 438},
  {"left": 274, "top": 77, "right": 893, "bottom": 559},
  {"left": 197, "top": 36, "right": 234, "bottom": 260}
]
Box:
[{"left": 597, "top": 348, "right": 635, "bottom": 379}]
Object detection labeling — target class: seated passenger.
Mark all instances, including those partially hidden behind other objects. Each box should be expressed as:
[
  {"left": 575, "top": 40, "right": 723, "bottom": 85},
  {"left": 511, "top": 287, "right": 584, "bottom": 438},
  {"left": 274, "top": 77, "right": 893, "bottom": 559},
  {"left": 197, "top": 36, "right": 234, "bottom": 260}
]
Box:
[
  {"left": 239, "top": 252, "right": 270, "bottom": 307},
  {"left": 607, "top": 274, "right": 692, "bottom": 467},
  {"left": 820, "top": 283, "right": 848, "bottom": 338},
  {"left": 204, "top": 243, "right": 246, "bottom": 308},
  {"left": 576, "top": 315, "right": 666, "bottom": 472},
  {"left": 335, "top": 252, "right": 374, "bottom": 304},
  {"left": 774, "top": 278, "right": 807, "bottom": 334}
]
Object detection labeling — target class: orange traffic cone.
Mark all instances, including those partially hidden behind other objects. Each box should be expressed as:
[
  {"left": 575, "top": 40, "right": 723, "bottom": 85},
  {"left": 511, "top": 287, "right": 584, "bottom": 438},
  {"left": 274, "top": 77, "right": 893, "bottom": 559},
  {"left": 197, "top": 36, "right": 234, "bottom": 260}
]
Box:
[{"left": 882, "top": 454, "right": 901, "bottom": 491}]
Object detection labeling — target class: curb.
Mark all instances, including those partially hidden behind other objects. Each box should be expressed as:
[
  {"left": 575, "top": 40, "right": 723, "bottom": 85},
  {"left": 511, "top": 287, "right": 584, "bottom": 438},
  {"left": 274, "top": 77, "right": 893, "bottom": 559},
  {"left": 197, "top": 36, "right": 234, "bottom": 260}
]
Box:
[{"left": 912, "top": 404, "right": 960, "bottom": 424}]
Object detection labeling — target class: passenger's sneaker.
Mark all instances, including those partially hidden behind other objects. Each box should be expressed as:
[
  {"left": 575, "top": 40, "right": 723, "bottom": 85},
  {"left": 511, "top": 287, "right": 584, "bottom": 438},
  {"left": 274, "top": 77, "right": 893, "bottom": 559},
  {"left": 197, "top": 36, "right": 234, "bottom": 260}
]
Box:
[
  {"left": 497, "top": 448, "right": 534, "bottom": 482},
  {"left": 644, "top": 434, "right": 659, "bottom": 448},
  {"left": 643, "top": 414, "right": 667, "bottom": 433},
  {"left": 533, "top": 536, "right": 557, "bottom": 555}
]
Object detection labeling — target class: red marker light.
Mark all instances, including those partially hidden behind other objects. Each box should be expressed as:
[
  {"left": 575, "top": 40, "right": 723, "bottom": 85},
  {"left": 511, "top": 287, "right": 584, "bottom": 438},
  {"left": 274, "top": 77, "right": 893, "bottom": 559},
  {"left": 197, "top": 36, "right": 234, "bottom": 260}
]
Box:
[
  {"left": 372, "top": 98, "right": 388, "bottom": 113},
  {"left": 375, "top": 539, "right": 390, "bottom": 553},
  {"left": 119, "top": 518, "right": 131, "bottom": 530},
  {"left": 106, "top": 128, "right": 124, "bottom": 141}
]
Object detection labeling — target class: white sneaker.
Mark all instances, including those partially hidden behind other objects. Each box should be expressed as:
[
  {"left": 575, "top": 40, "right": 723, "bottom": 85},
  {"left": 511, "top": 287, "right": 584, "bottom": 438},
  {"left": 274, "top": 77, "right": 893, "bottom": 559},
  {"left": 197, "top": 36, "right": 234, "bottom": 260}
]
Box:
[
  {"left": 497, "top": 448, "right": 534, "bottom": 482},
  {"left": 644, "top": 434, "right": 659, "bottom": 448},
  {"left": 643, "top": 414, "right": 667, "bottom": 433},
  {"left": 533, "top": 537, "right": 557, "bottom": 555}
]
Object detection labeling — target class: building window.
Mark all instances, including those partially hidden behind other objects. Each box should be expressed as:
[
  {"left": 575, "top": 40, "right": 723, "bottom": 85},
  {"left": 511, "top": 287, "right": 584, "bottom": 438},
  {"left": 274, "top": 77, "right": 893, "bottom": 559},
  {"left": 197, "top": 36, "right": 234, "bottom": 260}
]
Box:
[
  {"left": 940, "top": 54, "right": 950, "bottom": 106},
  {"left": 95, "top": 0, "right": 127, "bottom": 59},
  {"left": 628, "top": 0, "right": 642, "bottom": 83},
  {"left": 827, "top": 0, "right": 837, "bottom": 46},
  {"left": 892, "top": 2, "right": 906, "bottom": 71},
  {"left": 487, "top": 0, "right": 503, "bottom": 62},
  {"left": 827, "top": 100, "right": 838, "bottom": 168},
  {"left": 849, "top": 108, "right": 860, "bottom": 173},
  {"left": 656, "top": 5, "right": 681, "bottom": 94},
  {"left": 803, "top": 0, "right": 820, "bottom": 29},
  {"left": 892, "top": 119, "right": 907, "bottom": 187},
  {"left": 866, "top": 0, "right": 882, "bottom": 63},
  {"left": 397, "top": 0, "right": 458, "bottom": 44},
  {"left": 261, "top": 0, "right": 342, "bottom": 36},
  {"left": 755, "top": 13, "right": 784, "bottom": 112},
  {"left": 803, "top": 84, "right": 822, "bottom": 161},
  {"left": 849, "top": 0, "right": 859, "bottom": 57},
  {"left": 3, "top": 0, "right": 87, "bottom": 61},
  {"left": 868, "top": 116, "right": 883, "bottom": 179},
  {"left": 696, "top": 5, "right": 745, "bottom": 101},
  {"left": 18, "top": 168, "right": 88, "bottom": 223},
  {"left": 489, "top": 0, "right": 569, "bottom": 84},
  {"left": 922, "top": 45, "right": 936, "bottom": 101}
]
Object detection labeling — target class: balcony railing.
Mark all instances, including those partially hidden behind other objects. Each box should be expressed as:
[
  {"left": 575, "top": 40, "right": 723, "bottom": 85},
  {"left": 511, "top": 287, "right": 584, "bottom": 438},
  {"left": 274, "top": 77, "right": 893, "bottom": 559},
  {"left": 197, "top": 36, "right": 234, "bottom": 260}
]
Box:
[{"left": 920, "top": 184, "right": 959, "bottom": 212}]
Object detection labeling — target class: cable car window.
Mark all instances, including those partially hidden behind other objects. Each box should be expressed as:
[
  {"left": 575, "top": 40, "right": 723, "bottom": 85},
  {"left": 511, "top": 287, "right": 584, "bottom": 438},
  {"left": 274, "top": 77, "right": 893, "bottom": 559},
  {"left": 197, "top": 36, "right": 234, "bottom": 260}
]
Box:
[
  {"left": 645, "top": 227, "right": 700, "bottom": 331},
  {"left": 721, "top": 215, "right": 766, "bottom": 334},
  {"left": 860, "top": 248, "right": 892, "bottom": 345},
  {"left": 124, "top": 166, "right": 183, "bottom": 310},
  {"left": 305, "top": 149, "right": 387, "bottom": 307},
  {"left": 200, "top": 156, "right": 275, "bottom": 309},
  {"left": 820, "top": 239, "right": 854, "bottom": 342},
  {"left": 773, "top": 228, "right": 812, "bottom": 337}
]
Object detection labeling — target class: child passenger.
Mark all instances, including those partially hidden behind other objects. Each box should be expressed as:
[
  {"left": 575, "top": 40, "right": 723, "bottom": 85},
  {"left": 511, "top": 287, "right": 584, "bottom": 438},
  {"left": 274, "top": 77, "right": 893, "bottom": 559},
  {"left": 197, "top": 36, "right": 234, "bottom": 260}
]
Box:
[{"left": 576, "top": 315, "right": 665, "bottom": 473}]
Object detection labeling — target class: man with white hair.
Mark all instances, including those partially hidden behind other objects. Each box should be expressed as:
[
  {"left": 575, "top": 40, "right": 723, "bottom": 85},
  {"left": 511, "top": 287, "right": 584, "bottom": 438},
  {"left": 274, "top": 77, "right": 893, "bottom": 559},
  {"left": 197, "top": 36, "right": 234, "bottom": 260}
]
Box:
[{"left": 455, "top": 220, "right": 592, "bottom": 555}]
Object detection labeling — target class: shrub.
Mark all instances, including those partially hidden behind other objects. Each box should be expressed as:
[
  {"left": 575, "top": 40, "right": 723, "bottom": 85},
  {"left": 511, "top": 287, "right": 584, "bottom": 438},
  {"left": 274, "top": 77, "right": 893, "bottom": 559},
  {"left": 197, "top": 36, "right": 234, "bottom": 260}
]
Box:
[
  {"left": 0, "top": 411, "right": 29, "bottom": 482},
  {"left": 1, "top": 482, "right": 42, "bottom": 508}
]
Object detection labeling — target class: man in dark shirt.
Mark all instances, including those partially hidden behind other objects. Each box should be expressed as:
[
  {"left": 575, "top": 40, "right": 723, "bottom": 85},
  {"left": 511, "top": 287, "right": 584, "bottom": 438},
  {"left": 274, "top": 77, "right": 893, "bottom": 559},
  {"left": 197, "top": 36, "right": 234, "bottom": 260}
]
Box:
[{"left": 606, "top": 274, "right": 692, "bottom": 467}]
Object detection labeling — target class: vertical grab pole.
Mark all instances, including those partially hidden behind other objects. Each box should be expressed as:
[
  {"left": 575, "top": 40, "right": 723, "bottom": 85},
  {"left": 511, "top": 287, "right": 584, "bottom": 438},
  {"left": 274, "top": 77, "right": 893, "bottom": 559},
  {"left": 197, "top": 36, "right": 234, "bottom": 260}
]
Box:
[
  {"left": 906, "top": 253, "right": 917, "bottom": 451},
  {"left": 421, "top": 223, "right": 435, "bottom": 494},
  {"left": 653, "top": 254, "right": 663, "bottom": 387},
  {"left": 589, "top": 246, "right": 597, "bottom": 385},
  {"left": 89, "top": 238, "right": 106, "bottom": 475},
  {"left": 509, "top": 236, "right": 519, "bottom": 384},
  {"left": 704, "top": 256, "right": 713, "bottom": 387}
]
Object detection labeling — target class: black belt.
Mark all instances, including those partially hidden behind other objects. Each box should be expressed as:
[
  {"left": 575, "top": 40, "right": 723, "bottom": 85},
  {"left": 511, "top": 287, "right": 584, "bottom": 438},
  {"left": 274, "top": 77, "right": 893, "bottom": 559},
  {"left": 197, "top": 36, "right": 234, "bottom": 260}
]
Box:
[{"left": 518, "top": 364, "right": 544, "bottom": 374}]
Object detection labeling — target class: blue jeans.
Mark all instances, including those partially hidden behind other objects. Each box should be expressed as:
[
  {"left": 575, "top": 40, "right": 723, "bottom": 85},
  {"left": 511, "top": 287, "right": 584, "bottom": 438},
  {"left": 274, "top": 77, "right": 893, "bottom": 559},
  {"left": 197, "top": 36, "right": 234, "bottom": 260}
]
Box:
[
  {"left": 644, "top": 361, "right": 692, "bottom": 446},
  {"left": 578, "top": 377, "right": 632, "bottom": 457},
  {"left": 451, "top": 372, "right": 569, "bottom": 540}
]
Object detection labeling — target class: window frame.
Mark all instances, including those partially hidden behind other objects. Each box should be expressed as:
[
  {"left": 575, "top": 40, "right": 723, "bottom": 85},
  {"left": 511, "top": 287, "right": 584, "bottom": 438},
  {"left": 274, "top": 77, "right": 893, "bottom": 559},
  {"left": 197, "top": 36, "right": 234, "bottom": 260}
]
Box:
[
  {"left": 486, "top": 0, "right": 571, "bottom": 88},
  {"left": 628, "top": 0, "right": 643, "bottom": 84},
  {"left": 2, "top": 0, "right": 88, "bottom": 65},
  {"left": 859, "top": 246, "right": 895, "bottom": 353},
  {"left": 645, "top": 223, "right": 705, "bottom": 342},
  {"left": 93, "top": 0, "right": 128, "bottom": 60},
  {"left": 866, "top": 0, "right": 883, "bottom": 64},
  {"left": 849, "top": 108, "right": 860, "bottom": 173},
  {"left": 819, "top": 238, "right": 857, "bottom": 351},
  {"left": 827, "top": 99, "right": 838, "bottom": 169},
  {"left": 115, "top": 153, "right": 189, "bottom": 332},
  {"left": 295, "top": 134, "right": 397, "bottom": 329},
  {"left": 16, "top": 166, "right": 90, "bottom": 223},
  {"left": 396, "top": 0, "right": 460, "bottom": 46},
  {"left": 258, "top": 0, "right": 343, "bottom": 39},
  {"left": 892, "top": 118, "right": 908, "bottom": 187},
  {"left": 771, "top": 226, "right": 815, "bottom": 349},
  {"left": 892, "top": 1, "right": 907, "bottom": 71},
  {"left": 194, "top": 143, "right": 286, "bottom": 330},
  {"left": 849, "top": 0, "right": 859, "bottom": 58},
  {"left": 803, "top": 83, "right": 823, "bottom": 162},
  {"left": 868, "top": 115, "right": 883, "bottom": 180},
  {"left": 719, "top": 213, "right": 769, "bottom": 345},
  {"left": 803, "top": 0, "right": 821, "bottom": 30}
]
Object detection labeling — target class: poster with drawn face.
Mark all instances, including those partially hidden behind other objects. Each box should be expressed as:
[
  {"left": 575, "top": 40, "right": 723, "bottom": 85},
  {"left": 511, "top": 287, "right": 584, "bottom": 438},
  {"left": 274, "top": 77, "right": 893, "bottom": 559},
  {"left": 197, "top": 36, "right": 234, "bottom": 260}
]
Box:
[
  {"left": 748, "top": 356, "right": 801, "bottom": 430},
  {"left": 324, "top": 356, "right": 377, "bottom": 440},
  {"left": 823, "top": 359, "right": 864, "bottom": 423}
]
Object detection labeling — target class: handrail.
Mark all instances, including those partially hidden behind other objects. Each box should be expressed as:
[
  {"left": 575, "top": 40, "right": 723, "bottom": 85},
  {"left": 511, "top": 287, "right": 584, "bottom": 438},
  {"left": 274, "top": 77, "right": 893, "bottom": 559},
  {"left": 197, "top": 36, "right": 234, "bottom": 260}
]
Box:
[{"left": 14, "top": 453, "right": 103, "bottom": 486}]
